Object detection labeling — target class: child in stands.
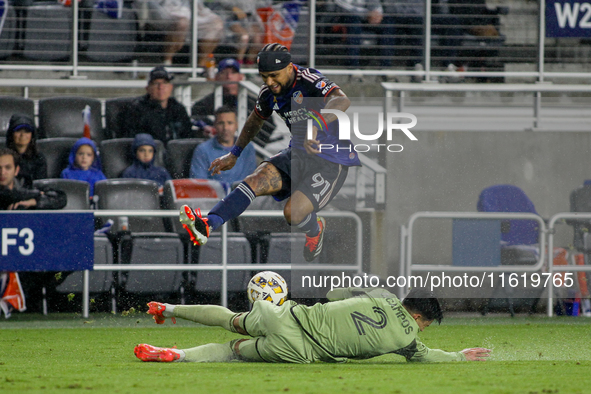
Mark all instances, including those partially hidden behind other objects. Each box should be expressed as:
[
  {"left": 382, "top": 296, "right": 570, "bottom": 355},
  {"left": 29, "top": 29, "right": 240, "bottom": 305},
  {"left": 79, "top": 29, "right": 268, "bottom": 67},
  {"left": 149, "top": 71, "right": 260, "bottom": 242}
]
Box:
[{"left": 60, "top": 137, "right": 106, "bottom": 196}]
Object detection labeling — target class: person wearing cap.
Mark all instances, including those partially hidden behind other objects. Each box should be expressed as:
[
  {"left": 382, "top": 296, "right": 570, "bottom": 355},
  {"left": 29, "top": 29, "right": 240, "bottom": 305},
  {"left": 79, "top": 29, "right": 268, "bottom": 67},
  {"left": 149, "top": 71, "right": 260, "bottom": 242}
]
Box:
[
  {"left": 191, "top": 58, "right": 275, "bottom": 144},
  {"left": 180, "top": 43, "right": 361, "bottom": 263},
  {"left": 5, "top": 113, "right": 47, "bottom": 187},
  {"left": 120, "top": 66, "right": 192, "bottom": 144}
]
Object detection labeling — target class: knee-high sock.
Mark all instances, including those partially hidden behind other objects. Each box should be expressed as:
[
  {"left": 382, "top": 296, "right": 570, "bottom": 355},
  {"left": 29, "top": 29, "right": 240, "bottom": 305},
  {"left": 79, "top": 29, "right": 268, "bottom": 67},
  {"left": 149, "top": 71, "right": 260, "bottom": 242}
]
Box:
[
  {"left": 181, "top": 341, "right": 238, "bottom": 363},
  {"left": 207, "top": 182, "right": 256, "bottom": 231},
  {"left": 173, "top": 305, "right": 239, "bottom": 333},
  {"left": 296, "top": 212, "right": 320, "bottom": 237}
]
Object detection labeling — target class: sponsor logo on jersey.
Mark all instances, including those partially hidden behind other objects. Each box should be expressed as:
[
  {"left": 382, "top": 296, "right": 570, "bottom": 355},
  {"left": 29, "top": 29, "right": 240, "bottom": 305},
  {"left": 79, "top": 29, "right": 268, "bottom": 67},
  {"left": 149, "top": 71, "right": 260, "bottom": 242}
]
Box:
[
  {"left": 273, "top": 103, "right": 280, "bottom": 110},
  {"left": 322, "top": 85, "right": 333, "bottom": 95},
  {"left": 293, "top": 91, "right": 303, "bottom": 104}
]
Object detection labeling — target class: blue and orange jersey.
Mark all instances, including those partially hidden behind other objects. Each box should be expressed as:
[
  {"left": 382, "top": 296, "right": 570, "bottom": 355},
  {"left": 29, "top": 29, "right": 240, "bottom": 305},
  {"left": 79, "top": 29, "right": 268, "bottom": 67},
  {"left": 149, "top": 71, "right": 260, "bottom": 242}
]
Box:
[{"left": 254, "top": 65, "right": 361, "bottom": 167}]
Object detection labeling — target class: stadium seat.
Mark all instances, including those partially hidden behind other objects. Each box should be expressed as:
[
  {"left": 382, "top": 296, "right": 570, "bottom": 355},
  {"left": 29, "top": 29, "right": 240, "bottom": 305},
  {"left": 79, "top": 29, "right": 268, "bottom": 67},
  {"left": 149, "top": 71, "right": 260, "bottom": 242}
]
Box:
[
  {"left": 237, "top": 195, "right": 291, "bottom": 264},
  {"left": 267, "top": 233, "right": 307, "bottom": 265},
  {"left": 477, "top": 184, "right": 541, "bottom": 316},
  {"left": 100, "top": 138, "right": 166, "bottom": 178},
  {"left": 162, "top": 178, "right": 228, "bottom": 232},
  {"left": 93, "top": 179, "right": 184, "bottom": 297},
  {"left": 165, "top": 138, "right": 206, "bottom": 179},
  {"left": 55, "top": 234, "right": 115, "bottom": 310},
  {"left": 85, "top": 6, "right": 138, "bottom": 63},
  {"left": 38, "top": 97, "right": 107, "bottom": 141},
  {"left": 0, "top": 137, "right": 5, "bottom": 147},
  {"left": 161, "top": 178, "right": 230, "bottom": 280},
  {"left": 105, "top": 97, "right": 135, "bottom": 139},
  {"left": 0, "top": 97, "right": 35, "bottom": 137},
  {"left": 22, "top": 2, "right": 72, "bottom": 61},
  {"left": 194, "top": 234, "right": 251, "bottom": 292},
  {"left": 477, "top": 185, "right": 539, "bottom": 247},
  {"left": 36, "top": 137, "right": 78, "bottom": 179},
  {"left": 33, "top": 179, "right": 91, "bottom": 210},
  {"left": 0, "top": 4, "right": 16, "bottom": 60}
]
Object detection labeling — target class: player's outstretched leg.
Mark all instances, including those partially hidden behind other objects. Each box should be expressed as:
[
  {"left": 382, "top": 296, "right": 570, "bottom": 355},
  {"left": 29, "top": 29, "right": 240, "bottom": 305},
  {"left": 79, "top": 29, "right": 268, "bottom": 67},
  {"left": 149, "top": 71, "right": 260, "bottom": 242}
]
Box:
[
  {"left": 146, "top": 302, "right": 242, "bottom": 333},
  {"left": 303, "top": 216, "right": 326, "bottom": 262},
  {"left": 135, "top": 341, "right": 242, "bottom": 363},
  {"left": 179, "top": 205, "right": 210, "bottom": 245}
]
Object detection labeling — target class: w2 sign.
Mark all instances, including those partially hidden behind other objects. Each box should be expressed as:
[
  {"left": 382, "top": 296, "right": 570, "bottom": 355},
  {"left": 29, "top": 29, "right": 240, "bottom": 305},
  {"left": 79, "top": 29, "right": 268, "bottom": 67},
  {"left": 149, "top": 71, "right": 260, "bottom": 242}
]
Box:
[{"left": 546, "top": 0, "right": 591, "bottom": 37}]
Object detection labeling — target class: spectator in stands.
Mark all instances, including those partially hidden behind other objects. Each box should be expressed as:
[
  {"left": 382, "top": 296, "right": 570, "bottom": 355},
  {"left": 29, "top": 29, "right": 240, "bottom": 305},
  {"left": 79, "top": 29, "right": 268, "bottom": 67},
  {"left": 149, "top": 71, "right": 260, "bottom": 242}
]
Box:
[
  {"left": 190, "top": 106, "right": 256, "bottom": 184},
  {"left": 191, "top": 58, "right": 275, "bottom": 145},
  {"left": 120, "top": 66, "right": 193, "bottom": 144},
  {"left": 379, "top": 0, "right": 424, "bottom": 70},
  {"left": 134, "top": 0, "right": 224, "bottom": 66},
  {"left": 60, "top": 137, "right": 106, "bottom": 197},
  {"left": 0, "top": 148, "right": 66, "bottom": 210},
  {"left": 210, "top": 0, "right": 264, "bottom": 65},
  {"left": 378, "top": 0, "right": 463, "bottom": 78},
  {"left": 450, "top": 0, "right": 501, "bottom": 38},
  {"left": 5, "top": 114, "right": 47, "bottom": 187},
  {"left": 121, "top": 133, "right": 172, "bottom": 187},
  {"left": 0, "top": 148, "right": 67, "bottom": 315},
  {"left": 332, "top": 0, "right": 383, "bottom": 70}
]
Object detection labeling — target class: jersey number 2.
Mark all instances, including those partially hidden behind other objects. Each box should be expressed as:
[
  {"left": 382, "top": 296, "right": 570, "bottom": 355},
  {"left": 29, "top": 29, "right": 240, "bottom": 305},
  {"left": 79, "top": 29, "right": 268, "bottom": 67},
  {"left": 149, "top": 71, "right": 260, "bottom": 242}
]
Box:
[{"left": 351, "top": 307, "right": 388, "bottom": 335}]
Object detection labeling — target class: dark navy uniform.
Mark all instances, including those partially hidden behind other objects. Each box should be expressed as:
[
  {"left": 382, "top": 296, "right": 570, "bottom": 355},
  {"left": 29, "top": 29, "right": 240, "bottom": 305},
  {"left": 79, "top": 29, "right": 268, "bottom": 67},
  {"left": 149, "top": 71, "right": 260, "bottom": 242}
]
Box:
[{"left": 253, "top": 65, "right": 360, "bottom": 207}]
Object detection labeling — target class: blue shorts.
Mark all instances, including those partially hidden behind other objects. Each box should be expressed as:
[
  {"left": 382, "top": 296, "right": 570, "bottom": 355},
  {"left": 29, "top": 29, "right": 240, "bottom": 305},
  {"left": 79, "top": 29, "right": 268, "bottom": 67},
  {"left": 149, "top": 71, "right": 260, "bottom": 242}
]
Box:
[{"left": 264, "top": 147, "right": 349, "bottom": 211}]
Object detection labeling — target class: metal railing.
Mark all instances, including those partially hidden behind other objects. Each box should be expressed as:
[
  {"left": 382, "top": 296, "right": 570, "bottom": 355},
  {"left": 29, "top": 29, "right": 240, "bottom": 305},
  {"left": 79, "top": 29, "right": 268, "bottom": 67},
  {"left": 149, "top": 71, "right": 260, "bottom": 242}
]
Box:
[
  {"left": 400, "top": 211, "right": 547, "bottom": 299},
  {"left": 382, "top": 82, "right": 591, "bottom": 130},
  {"left": 1, "top": 0, "right": 591, "bottom": 80},
  {"left": 401, "top": 211, "right": 591, "bottom": 317},
  {"left": 546, "top": 213, "right": 591, "bottom": 317},
  {"left": 83, "top": 209, "right": 363, "bottom": 318}
]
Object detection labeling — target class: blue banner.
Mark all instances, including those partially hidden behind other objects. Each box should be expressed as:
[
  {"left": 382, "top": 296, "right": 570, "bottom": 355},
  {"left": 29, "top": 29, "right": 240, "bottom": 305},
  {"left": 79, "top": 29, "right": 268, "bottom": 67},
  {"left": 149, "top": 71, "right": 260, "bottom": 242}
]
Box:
[
  {"left": 546, "top": 0, "right": 591, "bottom": 38},
  {"left": 0, "top": 212, "right": 95, "bottom": 271}
]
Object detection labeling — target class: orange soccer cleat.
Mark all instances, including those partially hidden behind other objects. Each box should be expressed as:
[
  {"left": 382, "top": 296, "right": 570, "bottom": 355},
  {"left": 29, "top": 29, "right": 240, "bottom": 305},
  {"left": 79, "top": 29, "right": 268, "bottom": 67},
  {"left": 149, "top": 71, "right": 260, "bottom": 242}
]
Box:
[
  {"left": 179, "top": 205, "right": 210, "bottom": 246},
  {"left": 147, "top": 301, "right": 176, "bottom": 325},
  {"left": 134, "top": 344, "right": 180, "bottom": 362},
  {"left": 303, "top": 217, "right": 326, "bottom": 262}
]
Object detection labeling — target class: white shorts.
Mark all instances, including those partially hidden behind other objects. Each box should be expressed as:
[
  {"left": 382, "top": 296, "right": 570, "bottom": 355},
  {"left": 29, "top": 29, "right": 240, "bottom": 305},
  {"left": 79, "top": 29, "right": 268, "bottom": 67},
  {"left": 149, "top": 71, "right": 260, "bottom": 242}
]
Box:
[{"left": 136, "top": 0, "right": 223, "bottom": 40}]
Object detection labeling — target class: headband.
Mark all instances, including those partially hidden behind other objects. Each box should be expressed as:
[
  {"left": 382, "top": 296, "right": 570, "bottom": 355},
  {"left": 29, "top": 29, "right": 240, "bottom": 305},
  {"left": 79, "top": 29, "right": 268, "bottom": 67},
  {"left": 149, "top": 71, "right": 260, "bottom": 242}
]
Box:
[{"left": 257, "top": 51, "right": 292, "bottom": 72}]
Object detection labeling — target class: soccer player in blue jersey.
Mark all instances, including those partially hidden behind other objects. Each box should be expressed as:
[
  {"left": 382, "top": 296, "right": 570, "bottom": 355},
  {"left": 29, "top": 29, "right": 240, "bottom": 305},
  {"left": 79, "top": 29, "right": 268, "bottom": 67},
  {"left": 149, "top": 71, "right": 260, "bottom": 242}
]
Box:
[{"left": 180, "top": 43, "right": 361, "bottom": 261}]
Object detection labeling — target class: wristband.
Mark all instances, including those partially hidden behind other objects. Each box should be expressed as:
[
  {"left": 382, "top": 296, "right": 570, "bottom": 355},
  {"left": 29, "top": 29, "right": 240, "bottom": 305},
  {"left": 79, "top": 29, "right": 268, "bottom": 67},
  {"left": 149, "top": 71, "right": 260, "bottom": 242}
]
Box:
[{"left": 230, "top": 145, "right": 243, "bottom": 157}]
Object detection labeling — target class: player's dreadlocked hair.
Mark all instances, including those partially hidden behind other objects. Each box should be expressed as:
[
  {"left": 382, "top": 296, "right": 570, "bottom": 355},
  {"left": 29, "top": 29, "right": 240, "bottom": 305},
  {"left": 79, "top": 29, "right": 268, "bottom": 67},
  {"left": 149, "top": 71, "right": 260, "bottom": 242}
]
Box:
[
  {"left": 402, "top": 288, "right": 444, "bottom": 324},
  {"left": 260, "top": 43, "right": 289, "bottom": 53}
]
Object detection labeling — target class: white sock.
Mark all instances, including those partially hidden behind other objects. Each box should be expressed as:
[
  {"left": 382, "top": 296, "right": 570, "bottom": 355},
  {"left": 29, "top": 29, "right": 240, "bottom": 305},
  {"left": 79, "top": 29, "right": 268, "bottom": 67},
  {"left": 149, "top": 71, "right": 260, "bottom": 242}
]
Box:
[
  {"left": 163, "top": 303, "right": 175, "bottom": 317},
  {"left": 173, "top": 349, "right": 186, "bottom": 362}
]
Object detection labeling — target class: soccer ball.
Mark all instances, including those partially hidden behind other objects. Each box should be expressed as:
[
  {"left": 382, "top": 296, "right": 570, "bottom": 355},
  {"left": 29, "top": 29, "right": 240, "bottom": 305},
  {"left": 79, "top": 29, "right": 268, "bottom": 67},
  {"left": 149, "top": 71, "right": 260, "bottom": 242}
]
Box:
[{"left": 247, "top": 271, "right": 288, "bottom": 306}]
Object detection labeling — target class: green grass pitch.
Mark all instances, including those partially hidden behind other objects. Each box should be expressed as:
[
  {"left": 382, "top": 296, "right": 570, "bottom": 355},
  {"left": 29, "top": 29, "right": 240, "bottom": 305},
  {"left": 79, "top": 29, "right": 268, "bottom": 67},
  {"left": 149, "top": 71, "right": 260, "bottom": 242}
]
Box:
[{"left": 1, "top": 312, "right": 590, "bottom": 394}]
